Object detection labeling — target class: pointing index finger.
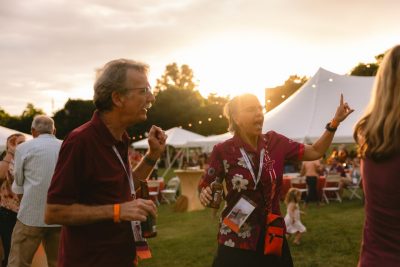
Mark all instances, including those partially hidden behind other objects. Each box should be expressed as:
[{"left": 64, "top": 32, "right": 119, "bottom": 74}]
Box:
[{"left": 340, "top": 93, "right": 344, "bottom": 106}]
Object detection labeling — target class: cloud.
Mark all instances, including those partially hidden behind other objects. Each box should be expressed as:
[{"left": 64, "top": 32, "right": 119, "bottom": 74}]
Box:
[{"left": 1, "top": 0, "right": 400, "bottom": 115}]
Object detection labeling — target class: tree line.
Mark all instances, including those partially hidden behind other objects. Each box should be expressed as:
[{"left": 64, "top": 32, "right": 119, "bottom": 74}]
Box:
[{"left": 0, "top": 53, "right": 383, "bottom": 140}]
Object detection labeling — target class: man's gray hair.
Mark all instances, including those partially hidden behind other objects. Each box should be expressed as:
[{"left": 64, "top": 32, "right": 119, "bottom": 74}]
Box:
[
  {"left": 93, "top": 59, "right": 149, "bottom": 112},
  {"left": 31, "top": 115, "right": 55, "bottom": 134}
]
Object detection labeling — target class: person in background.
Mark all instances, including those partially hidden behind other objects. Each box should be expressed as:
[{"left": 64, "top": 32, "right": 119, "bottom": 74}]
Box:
[
  {"left": 326, "top": 146, "right": 338, "bottom": 165},
  {"left": 128, "top": 146, "right": 143, "bottom": 170},
  {"left": 284, "top": 188, "right": 306, "bottom": 245},
  {"left": 337, "top": 145, "right": 348, "bottom": 164},
  {"left": 7, "top": 116, "right": 62, "bottom": 267},
  {"left": 300, "top": 156, "right": 323, "bottom": 207},
  {"left": 0, "top": 133, "right": 26, "bottom": 267},
  {"left": 354, "top": 44, "right": 400, "bottom": 266},
  {"left": 328, "top": 157, "right": 346, "bottom": 177}
]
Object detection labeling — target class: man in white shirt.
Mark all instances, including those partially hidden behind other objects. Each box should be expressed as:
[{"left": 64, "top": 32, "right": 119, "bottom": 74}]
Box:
[{"left": 8, "top": 115, "right": 62, "bottom": 267}]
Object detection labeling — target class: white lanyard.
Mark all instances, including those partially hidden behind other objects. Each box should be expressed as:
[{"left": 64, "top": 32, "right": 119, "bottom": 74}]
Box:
[
  {"left": 239, "top": 148, "right": 265, "bottom": 190},
  {"left": 112, "top": 146, "right": 135, "bottom": 195}
]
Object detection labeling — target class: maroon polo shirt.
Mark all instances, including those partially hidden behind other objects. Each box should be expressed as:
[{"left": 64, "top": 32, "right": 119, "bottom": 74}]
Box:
[
  {"left": 199, "top": 131, "right": 304, "bottom": 251},
  {"left": 47, "top": 111, "right": 135, "bottom": 267}
]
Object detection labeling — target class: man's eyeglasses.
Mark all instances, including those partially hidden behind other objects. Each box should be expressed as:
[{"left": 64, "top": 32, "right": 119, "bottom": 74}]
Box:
[{"left": 125, "top": 85, "right": 152, "bottom": 94}]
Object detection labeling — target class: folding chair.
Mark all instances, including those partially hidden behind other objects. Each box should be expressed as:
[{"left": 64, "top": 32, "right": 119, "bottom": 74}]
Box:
[
  {"left": 322, "top": 175, "right": 342, "bottom": 204},
  {"left": 346, "top": 177, "right": 362, "bottom": 200},
  {"left": 161, "top": 177, "right": 180, "bottom": 204}
]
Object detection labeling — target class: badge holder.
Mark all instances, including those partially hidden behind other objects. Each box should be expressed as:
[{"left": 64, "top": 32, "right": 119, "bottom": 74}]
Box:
[{"left": 223, "top": 195, "right": 256, "bottom": 233}]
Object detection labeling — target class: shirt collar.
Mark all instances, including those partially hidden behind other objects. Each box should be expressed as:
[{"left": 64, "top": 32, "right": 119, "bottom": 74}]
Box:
[
  {"left": 36, "top": 134, "right": 55, "bottom": 139},
  {"left": 91, "top": 110, "right": 130, "bottom": 147},
  {"left": 233, "top": 133, "right": 267, "bottom": 153}
]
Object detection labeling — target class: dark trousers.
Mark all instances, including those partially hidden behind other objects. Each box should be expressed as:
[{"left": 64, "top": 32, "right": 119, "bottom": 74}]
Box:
[
  {"left": 212, "top": 234, "right": 293, "bottom": 267},
  {"left": 0, "top": 207, "right": 17, "bottom": 267},
  {"left": 305, "top": 176, "right": 318, "bottom": 203}
]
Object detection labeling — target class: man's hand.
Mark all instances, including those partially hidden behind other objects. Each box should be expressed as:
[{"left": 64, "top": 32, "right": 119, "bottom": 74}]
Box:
[
  {"left": 120, "top": 198, "right": 157, "bottom": 222},
  {"left": 333, "top": 94, "right": 354, "bottom": 123},
  {"left": 147, "top": 125, "right": 167, "bottom": 159},
  {"left": 199, "top": 186, "right": 213, "bottom": 207}
]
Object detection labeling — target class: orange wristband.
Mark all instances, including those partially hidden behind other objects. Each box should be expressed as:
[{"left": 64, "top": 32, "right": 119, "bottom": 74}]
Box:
[
  {"left": 330, "top": 118, "right": 339, "bottom": 128},
  {"left": 113, "top": 204, "right": 121, "bottom": 223}
]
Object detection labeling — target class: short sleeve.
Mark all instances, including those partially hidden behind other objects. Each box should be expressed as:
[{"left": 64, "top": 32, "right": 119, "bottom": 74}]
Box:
[
  {"left": 47, "top": 136, "right": 85, "bottom": 205},
  {"left": 198, "top": 144, "right": 225, "bottom": 191},
  {"left": 272, "top": 131, "right": 304, "bottom": 161}
]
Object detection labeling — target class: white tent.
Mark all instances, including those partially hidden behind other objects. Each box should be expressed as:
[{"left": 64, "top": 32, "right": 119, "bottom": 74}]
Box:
[
  {"left": 132, "top": 127, "right": 205, "bottom": 149},
  {"left": 186, "top": 132, "right": 233, "bottom": 152},
  {"left": 0, "top": 126, "right": 33, "bottom": 152},
  {"left": 132, "top": 127, "right": 205, "bottom": 173},
  {"left": 262, "top": 68, "right": 375, "bottom": 143}
]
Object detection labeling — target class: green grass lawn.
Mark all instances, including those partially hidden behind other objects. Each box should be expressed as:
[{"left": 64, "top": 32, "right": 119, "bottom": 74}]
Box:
[{"left": 143, "top": 196, "right": 365, "bottom": 267}]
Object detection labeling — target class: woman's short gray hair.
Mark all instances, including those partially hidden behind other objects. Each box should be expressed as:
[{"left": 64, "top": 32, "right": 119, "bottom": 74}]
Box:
[
  {"left": 93, "top": 59, "right": 149, "bottom": 112},
  {"left": 31, "top": 115, "right": 55, "bottom": 134}
]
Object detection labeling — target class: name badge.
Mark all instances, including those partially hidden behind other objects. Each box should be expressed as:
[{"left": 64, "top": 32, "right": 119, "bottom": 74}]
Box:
[{"left": 223, "top": 195, "right": 257, "bottom": 233}]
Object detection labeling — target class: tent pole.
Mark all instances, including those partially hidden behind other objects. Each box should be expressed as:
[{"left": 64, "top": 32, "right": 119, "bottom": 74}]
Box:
[
  {"left": 161, "top": 148, "right": 183, "bottom": 178},
  {"left": 166, "top": 146, "right": 171, "bottom": 168}
]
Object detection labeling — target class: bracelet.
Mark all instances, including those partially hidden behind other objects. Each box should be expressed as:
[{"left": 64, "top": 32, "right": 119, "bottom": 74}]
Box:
[
  {"left": 113, "top": 204, "right": 121, "bottom": 223},
  {"left": 330, "top": 118, "right": 340, "bottom": 128},
  {"left": 325, "top": 122, "right": 337, "bottom": 132},
  {"left": 1, "top": 160, "right": 11, "bottom": 164},
  {"left": 143, "top": 155, "right": 157, "bottom": 167}
]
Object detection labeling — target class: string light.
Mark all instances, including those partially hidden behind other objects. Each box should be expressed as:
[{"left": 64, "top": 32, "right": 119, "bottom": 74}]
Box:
[
  {"left": 281, "top": 95, "right": 285, "bottom": 99},
  {"left": 312, "top": 84, "right": 316, "bottom": 88},
  {"left": 132, "top": 114, "right": 228, "bottom": 141},
  {"left": 329, "top": 78, "right": 333, "bottom": 82}
]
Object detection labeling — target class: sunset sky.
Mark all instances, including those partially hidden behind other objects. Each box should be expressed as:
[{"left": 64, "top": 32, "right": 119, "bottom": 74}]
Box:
[{"left": 1, "top": 0, "right": 400, "bottom": 115}]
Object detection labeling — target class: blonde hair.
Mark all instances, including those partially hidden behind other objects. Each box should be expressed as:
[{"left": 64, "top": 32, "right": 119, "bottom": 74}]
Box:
[
  {"left": 354, "top": 45, "right": 400, "bottom": 161},
  {"left": 284, "top": 188, "right": 301, "bottom": 205},
  {"left": 223, "top": 94, "right": 259, "bottom": 133}
]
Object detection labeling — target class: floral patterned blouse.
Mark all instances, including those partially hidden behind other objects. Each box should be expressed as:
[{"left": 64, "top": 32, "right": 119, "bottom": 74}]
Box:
[
  {"left": 0, "top": 159, "right": 20, "bottom": 212},
  {"left": 199, "top": 131, "right": 304, "bottom": 251}
]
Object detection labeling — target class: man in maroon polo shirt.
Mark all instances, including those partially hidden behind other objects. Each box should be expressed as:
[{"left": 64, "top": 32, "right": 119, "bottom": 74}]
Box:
[{"left": 45, "top": 59, "right": 166, "bottom": 267}]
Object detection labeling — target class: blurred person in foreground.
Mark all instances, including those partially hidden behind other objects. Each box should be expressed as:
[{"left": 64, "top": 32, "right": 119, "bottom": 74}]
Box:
[
  {"left": 7, "top": 115, "right": 62, "bottom": 267},
  {"left": 0, "top": 133, "right": 25, "bottom": 267},
  {"left": 354, "top": 45, "right": 400, "bottom": 266},
  {"left": 45, "top": 59, "right": 166, "bottom": 267},
  {"left": 199, "top": 93, "right": 353, "bottom": 267}
]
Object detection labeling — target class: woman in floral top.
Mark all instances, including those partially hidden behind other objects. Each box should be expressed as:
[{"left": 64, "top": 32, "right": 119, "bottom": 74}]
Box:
[
  {"left": 199, "top": 93, "right": 353, "bottom": 267},
  {"left": 0, "top": 133, "right": 26, "bottom": 267}
]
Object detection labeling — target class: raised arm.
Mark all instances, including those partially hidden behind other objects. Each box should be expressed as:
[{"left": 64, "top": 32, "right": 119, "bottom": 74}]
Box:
[
  {"left": 0, "top": 136, "right": 17, "bottom": 182},
  {"left": 132, "top": 125, "right": 166, "bottom": 181},
  {"left": 302, "top": 94, "right": 354, "bottom": 161}
]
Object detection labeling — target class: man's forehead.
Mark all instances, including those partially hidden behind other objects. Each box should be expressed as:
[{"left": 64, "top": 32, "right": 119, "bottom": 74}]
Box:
[{"left": 126, "top": 69, "right": 148, "bottom": 85}]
